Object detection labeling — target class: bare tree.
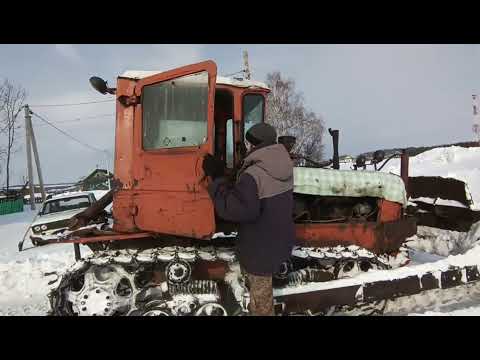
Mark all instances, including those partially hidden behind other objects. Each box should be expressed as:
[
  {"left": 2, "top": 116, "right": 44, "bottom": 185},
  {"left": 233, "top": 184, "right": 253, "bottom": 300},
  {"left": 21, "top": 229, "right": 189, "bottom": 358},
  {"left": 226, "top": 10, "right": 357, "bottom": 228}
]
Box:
[
  {"left": 265, "top": 72, "right": 325, "bottom": 161},
  {"left": 0, "top": 79, "right": 26, "bottom": 190}
]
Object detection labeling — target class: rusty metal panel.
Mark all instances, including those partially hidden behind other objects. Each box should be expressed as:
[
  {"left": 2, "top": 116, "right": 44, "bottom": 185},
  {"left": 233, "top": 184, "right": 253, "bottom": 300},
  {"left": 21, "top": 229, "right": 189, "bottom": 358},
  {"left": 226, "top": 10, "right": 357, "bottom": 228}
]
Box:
[
  {"left": 377, "top": 216, "right": 417, "bottom": 253},
  {"left": 126, "top": 61, "right": 217, "bottom": 240},
  {"left": 377, "top": 200, "right": 402, "bottom": 223},
  {"left": 133, "top": 191, "right": 215, "bottom": 239},
  {"left": 296, "top": 216, "right": 416, "bottom": 254},
  {"left": 112, "top": 190, "right": 137, "bottom": 232},
  {"left": 363, "top": 276, "right": 421, "bottom": 302},
  {"left": 45, "top": 232, "right": 152, "bottom": 245},
  {"left": 114, "top": 78, "right": 137, "bottom": 191},
  {"left": 295, "top": 222, "right": 377, "bottom": 251}
]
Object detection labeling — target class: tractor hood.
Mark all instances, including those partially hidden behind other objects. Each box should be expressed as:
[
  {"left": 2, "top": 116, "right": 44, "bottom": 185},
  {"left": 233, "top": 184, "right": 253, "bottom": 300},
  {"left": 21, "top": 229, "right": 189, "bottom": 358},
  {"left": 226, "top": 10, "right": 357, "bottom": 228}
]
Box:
[{"left": 293, "top": 167, "right": 408, "bottom": 206}]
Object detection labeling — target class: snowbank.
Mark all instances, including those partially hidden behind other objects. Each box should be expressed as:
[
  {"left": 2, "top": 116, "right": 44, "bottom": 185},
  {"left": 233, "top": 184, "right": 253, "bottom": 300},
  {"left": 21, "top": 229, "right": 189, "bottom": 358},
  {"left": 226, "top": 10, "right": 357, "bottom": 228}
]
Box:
[
  {"left": 406, "top": 224, "right": 480, "bottom": 257},
  {"left": 0, "top": 208, "right": 84, "bottom": 315},
  {"left": 410, "top": 306, "right": 480, "bottom": 316},
  {"left": 341, "top": 146, "right": 480, "bottom": 209},
  {"left": 381, "top": 146, "right": 480, "bottom": 210}
]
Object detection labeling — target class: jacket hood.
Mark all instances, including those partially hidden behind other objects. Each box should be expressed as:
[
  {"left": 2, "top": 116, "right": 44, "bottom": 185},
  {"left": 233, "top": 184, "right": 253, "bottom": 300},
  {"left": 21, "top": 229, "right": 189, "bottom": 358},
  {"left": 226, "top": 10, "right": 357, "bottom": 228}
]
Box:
[{"left": 243, "top": 144, "right": 293, "bottom": 182}]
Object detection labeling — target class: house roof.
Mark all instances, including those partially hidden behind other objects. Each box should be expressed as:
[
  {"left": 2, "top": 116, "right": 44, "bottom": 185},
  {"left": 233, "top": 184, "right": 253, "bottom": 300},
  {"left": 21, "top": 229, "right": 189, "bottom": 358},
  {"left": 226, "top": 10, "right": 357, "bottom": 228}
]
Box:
[{"left": 77, "top": 169, "right": 112, "bottom": 185}]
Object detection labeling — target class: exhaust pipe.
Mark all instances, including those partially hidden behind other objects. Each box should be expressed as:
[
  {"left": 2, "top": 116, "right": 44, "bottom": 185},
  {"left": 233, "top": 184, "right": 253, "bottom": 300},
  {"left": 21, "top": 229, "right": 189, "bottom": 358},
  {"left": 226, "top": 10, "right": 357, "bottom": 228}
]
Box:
[
  {"left": 400, "top": 150, "right": 409, "bottom": 197},
  {"left": 329, "top": 128, "right": 340, "bottom": 170}
]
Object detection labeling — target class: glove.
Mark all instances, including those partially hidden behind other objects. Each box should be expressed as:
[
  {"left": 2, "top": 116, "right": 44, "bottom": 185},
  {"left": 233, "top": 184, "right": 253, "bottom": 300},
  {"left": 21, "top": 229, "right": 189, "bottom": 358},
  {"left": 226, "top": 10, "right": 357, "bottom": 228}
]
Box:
[{"left": 202, "top": 154, "right": 225, "bottom": 180}]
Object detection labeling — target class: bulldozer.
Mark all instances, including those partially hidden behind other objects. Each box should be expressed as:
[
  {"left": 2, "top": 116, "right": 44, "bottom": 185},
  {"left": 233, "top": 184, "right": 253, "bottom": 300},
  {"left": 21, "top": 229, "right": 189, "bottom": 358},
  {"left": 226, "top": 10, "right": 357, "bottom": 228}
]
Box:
[{"left": 26, "top": 60, "right": 480, "bottom": 316}]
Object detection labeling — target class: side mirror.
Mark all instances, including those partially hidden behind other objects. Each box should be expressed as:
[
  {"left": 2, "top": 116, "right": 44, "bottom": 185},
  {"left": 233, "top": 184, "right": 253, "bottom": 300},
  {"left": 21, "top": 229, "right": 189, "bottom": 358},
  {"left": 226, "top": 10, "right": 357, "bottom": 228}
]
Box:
[{"left": 89, "top": 76, "right": 116, "bottom": 95}]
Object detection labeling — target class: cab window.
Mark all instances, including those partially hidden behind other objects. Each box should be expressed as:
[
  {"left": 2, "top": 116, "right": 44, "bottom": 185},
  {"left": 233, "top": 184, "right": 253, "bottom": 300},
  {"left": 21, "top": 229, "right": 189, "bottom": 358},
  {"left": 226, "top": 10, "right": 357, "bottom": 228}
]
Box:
[
  {"left": 142, "top": 71, "right": 209, "bottom": 149},
  {"left": 243, "top": 94, "right": 264, "bottom": 134}
]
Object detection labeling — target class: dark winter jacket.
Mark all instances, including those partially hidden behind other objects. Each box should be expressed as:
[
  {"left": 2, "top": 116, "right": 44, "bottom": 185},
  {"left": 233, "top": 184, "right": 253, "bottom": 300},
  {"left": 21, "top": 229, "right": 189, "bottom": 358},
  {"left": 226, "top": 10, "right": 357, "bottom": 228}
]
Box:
[{"left": 207, "top": 144, "right": 296, "bottom": 276}]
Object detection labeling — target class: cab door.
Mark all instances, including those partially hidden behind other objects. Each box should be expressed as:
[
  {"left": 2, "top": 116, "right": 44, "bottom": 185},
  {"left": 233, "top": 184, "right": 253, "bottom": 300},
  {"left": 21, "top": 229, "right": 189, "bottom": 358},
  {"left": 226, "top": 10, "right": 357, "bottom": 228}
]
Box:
[{"left": 131, "top": 61, "right": 217, "bottom": 239}]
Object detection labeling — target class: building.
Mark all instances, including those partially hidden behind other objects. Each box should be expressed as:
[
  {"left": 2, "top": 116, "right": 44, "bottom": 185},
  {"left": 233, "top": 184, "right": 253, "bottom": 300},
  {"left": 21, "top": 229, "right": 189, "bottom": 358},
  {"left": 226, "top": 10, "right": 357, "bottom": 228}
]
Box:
[
  {"left": 76, "top": 169, "right": 113, "bottom": 191},
  {"left": 339, "top": 155, "right": 355, "bottom": 163}
]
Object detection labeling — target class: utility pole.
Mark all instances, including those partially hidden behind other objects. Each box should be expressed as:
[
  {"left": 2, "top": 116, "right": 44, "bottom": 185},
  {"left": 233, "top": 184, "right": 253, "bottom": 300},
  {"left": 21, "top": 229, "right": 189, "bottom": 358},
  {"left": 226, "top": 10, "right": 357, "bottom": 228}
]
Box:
[
  {"left": 473, "top": 95, "right": 480, "bottom": 146},
  {"left": 243, "top": 50, "right": 251, "bottom": 80},
  {"left": 24, "top": 105, "right": 36, "bottom": 210},
  {"left": 27, "top": 108, "right": 46, "bottom": 203}
]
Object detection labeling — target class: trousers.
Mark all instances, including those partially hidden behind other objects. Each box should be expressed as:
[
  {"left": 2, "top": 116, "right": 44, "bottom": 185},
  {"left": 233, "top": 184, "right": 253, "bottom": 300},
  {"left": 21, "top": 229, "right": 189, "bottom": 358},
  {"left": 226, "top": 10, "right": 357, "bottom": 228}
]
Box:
[{"left": 245, "top": 272, "right": 275, "bottom": 316}]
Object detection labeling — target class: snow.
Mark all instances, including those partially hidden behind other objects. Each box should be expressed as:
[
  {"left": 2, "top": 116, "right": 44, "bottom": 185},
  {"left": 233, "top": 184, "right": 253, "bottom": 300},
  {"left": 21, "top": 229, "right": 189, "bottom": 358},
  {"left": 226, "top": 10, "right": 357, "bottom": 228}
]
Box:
[
  {"left": 385, "top": 281, "right": 480, "bottom": 316},
  {"left": 406, "top": 225, "right": 480, "bottom": 257},
  {"left": 90, "top": 190, "right": 109, "bottom": 201},
  {"left": 380, "top": 146, "right": 480, "bottom": 209},
  {"left": 49, "top": 191, "right": 93, "bottom": 200},
  {"left": 275, "top": 220, "right": 480, "bottom": 299},
  {"left": 0, "top": 208, "right": 82, "bottom": 315},
  {"left": 410, "top": 197, "right": 469, "bottom": 209},
  {"left": 24, "top": 193, "right": 45, "bottom": 200},
  {"left": 120, "top": 70, "right": 270, "bottom": 90},
  {"left": 410, "top": 306, "right": 480, "bottom": 316},
  {"left": 0, "top": 208, "right": 479, "bottom": 316},
  {"left": 0, "top": 190, "right": 110, "bottom": 315},
  {"left": 1, "top": 146, "right": 480, "bottom": 315}
]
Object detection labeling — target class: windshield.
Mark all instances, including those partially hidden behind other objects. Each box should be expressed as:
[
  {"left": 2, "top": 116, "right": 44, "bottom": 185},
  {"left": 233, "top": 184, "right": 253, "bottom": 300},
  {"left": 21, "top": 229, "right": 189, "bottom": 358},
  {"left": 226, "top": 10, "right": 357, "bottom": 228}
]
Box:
[
  {"left": 42, "top": 196, "right": 91, "bottom": 215},
  {"left": 226, "top": 119, "right": 234, "bottom": 168},
  {"left": 243, "top": 94, "right": 264, "bottom": 135},
  {"left": 142, "top": 71, "right": 209, "bottom": 149}
]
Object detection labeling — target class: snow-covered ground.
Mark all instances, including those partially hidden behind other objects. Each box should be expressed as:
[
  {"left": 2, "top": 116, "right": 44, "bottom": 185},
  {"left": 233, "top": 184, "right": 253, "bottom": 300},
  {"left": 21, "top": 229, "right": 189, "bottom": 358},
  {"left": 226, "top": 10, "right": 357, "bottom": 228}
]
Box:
[
  {"left": 0, "top": 146, "right": 479, "bottom": 315},
  {"left": 0, "top": 208, "right": 77, "bottom": 315},
  {"left": 0, "top": 191, "right": 105, "bottom": 315}
]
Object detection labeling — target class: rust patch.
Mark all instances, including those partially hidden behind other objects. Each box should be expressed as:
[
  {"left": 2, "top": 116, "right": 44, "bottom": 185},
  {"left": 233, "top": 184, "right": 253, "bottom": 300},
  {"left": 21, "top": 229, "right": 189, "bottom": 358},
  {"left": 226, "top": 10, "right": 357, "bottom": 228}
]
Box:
[{"left": 110, "top": 177, "right": 124, "bottom": 191}]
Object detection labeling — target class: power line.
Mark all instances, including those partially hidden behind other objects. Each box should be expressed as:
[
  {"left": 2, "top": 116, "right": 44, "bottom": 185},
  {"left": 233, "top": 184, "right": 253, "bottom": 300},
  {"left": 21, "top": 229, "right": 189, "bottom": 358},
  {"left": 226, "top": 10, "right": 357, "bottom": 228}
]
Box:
[
  {"left": 34, "top": 113, "right": 115, "bottom": 127},
  {"left": 29, "top": 111, "right": 106, "bottom": 153},
  {"left": 16, "top": 113, "right": 115, "bottom": 141},
  {"left": 29, "top": 99, "right": 114, "bottom": 108}
]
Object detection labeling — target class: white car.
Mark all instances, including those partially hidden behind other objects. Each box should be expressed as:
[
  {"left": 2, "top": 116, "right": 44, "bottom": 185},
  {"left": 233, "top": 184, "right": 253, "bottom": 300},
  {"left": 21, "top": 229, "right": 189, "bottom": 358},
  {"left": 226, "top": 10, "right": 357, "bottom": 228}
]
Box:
[{"left": 30, "top": 192, "right": 98, "bottom": 245}]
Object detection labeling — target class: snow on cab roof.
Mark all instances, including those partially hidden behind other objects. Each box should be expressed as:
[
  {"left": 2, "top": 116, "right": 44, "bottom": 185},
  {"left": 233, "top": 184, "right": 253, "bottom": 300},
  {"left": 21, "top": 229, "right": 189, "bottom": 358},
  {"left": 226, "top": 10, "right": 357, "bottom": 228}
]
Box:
[{"left": 120, "top": 70, "right": 270, "bottom": 90}]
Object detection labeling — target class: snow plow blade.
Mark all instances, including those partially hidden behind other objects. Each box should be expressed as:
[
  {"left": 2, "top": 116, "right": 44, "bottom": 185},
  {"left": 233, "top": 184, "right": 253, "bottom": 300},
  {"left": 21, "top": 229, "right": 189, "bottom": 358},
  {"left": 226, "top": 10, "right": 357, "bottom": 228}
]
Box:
[
  {"left": 273, "top": 246, "right": 480, "bottom": 314},
  {"left": 407, "top": 176, "right": 480, "bottom": 232}
]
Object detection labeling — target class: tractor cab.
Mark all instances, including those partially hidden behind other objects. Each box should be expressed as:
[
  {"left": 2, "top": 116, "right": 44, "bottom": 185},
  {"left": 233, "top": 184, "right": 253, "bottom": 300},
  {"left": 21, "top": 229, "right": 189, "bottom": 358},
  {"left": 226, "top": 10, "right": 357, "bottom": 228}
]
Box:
[{"left": 111, "top": 60, "right": 270, "bottom": 239}]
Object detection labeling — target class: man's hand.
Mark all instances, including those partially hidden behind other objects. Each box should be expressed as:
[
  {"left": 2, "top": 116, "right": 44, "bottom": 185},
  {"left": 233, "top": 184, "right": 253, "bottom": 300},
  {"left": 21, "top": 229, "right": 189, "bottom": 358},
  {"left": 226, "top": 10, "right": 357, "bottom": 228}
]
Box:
[{"left": 202, "top": 154, "right": 225, "bottom": 180}]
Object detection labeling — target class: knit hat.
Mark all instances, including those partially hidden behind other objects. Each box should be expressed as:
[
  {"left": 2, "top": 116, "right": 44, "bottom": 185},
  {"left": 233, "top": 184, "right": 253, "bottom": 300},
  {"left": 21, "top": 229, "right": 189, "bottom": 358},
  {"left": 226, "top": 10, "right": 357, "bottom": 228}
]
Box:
[{"left": 245, "top": 123, "right": 277, "bottom": 146}]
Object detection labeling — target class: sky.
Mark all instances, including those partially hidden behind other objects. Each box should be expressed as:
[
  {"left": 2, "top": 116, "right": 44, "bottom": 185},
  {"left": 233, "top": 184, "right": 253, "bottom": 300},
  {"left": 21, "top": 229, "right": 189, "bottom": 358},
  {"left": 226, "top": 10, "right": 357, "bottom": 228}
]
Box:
[{"left": 0, "top": 44, "right": 479, "bottom": 186}]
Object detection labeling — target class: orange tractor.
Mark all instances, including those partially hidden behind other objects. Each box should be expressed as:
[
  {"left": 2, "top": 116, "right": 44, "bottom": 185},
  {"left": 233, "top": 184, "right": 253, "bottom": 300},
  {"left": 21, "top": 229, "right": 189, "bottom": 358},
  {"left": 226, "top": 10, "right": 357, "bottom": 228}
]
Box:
[{"left": 33, "top": 60, "right": 427, "bottom": 316}]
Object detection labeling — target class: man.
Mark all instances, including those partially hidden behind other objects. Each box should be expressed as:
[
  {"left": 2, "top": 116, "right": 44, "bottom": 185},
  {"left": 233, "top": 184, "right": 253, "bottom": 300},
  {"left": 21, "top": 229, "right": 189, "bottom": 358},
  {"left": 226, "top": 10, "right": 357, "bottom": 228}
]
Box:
[{"left": 202, "top": 123, "right": 295, "bottom": 316}]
